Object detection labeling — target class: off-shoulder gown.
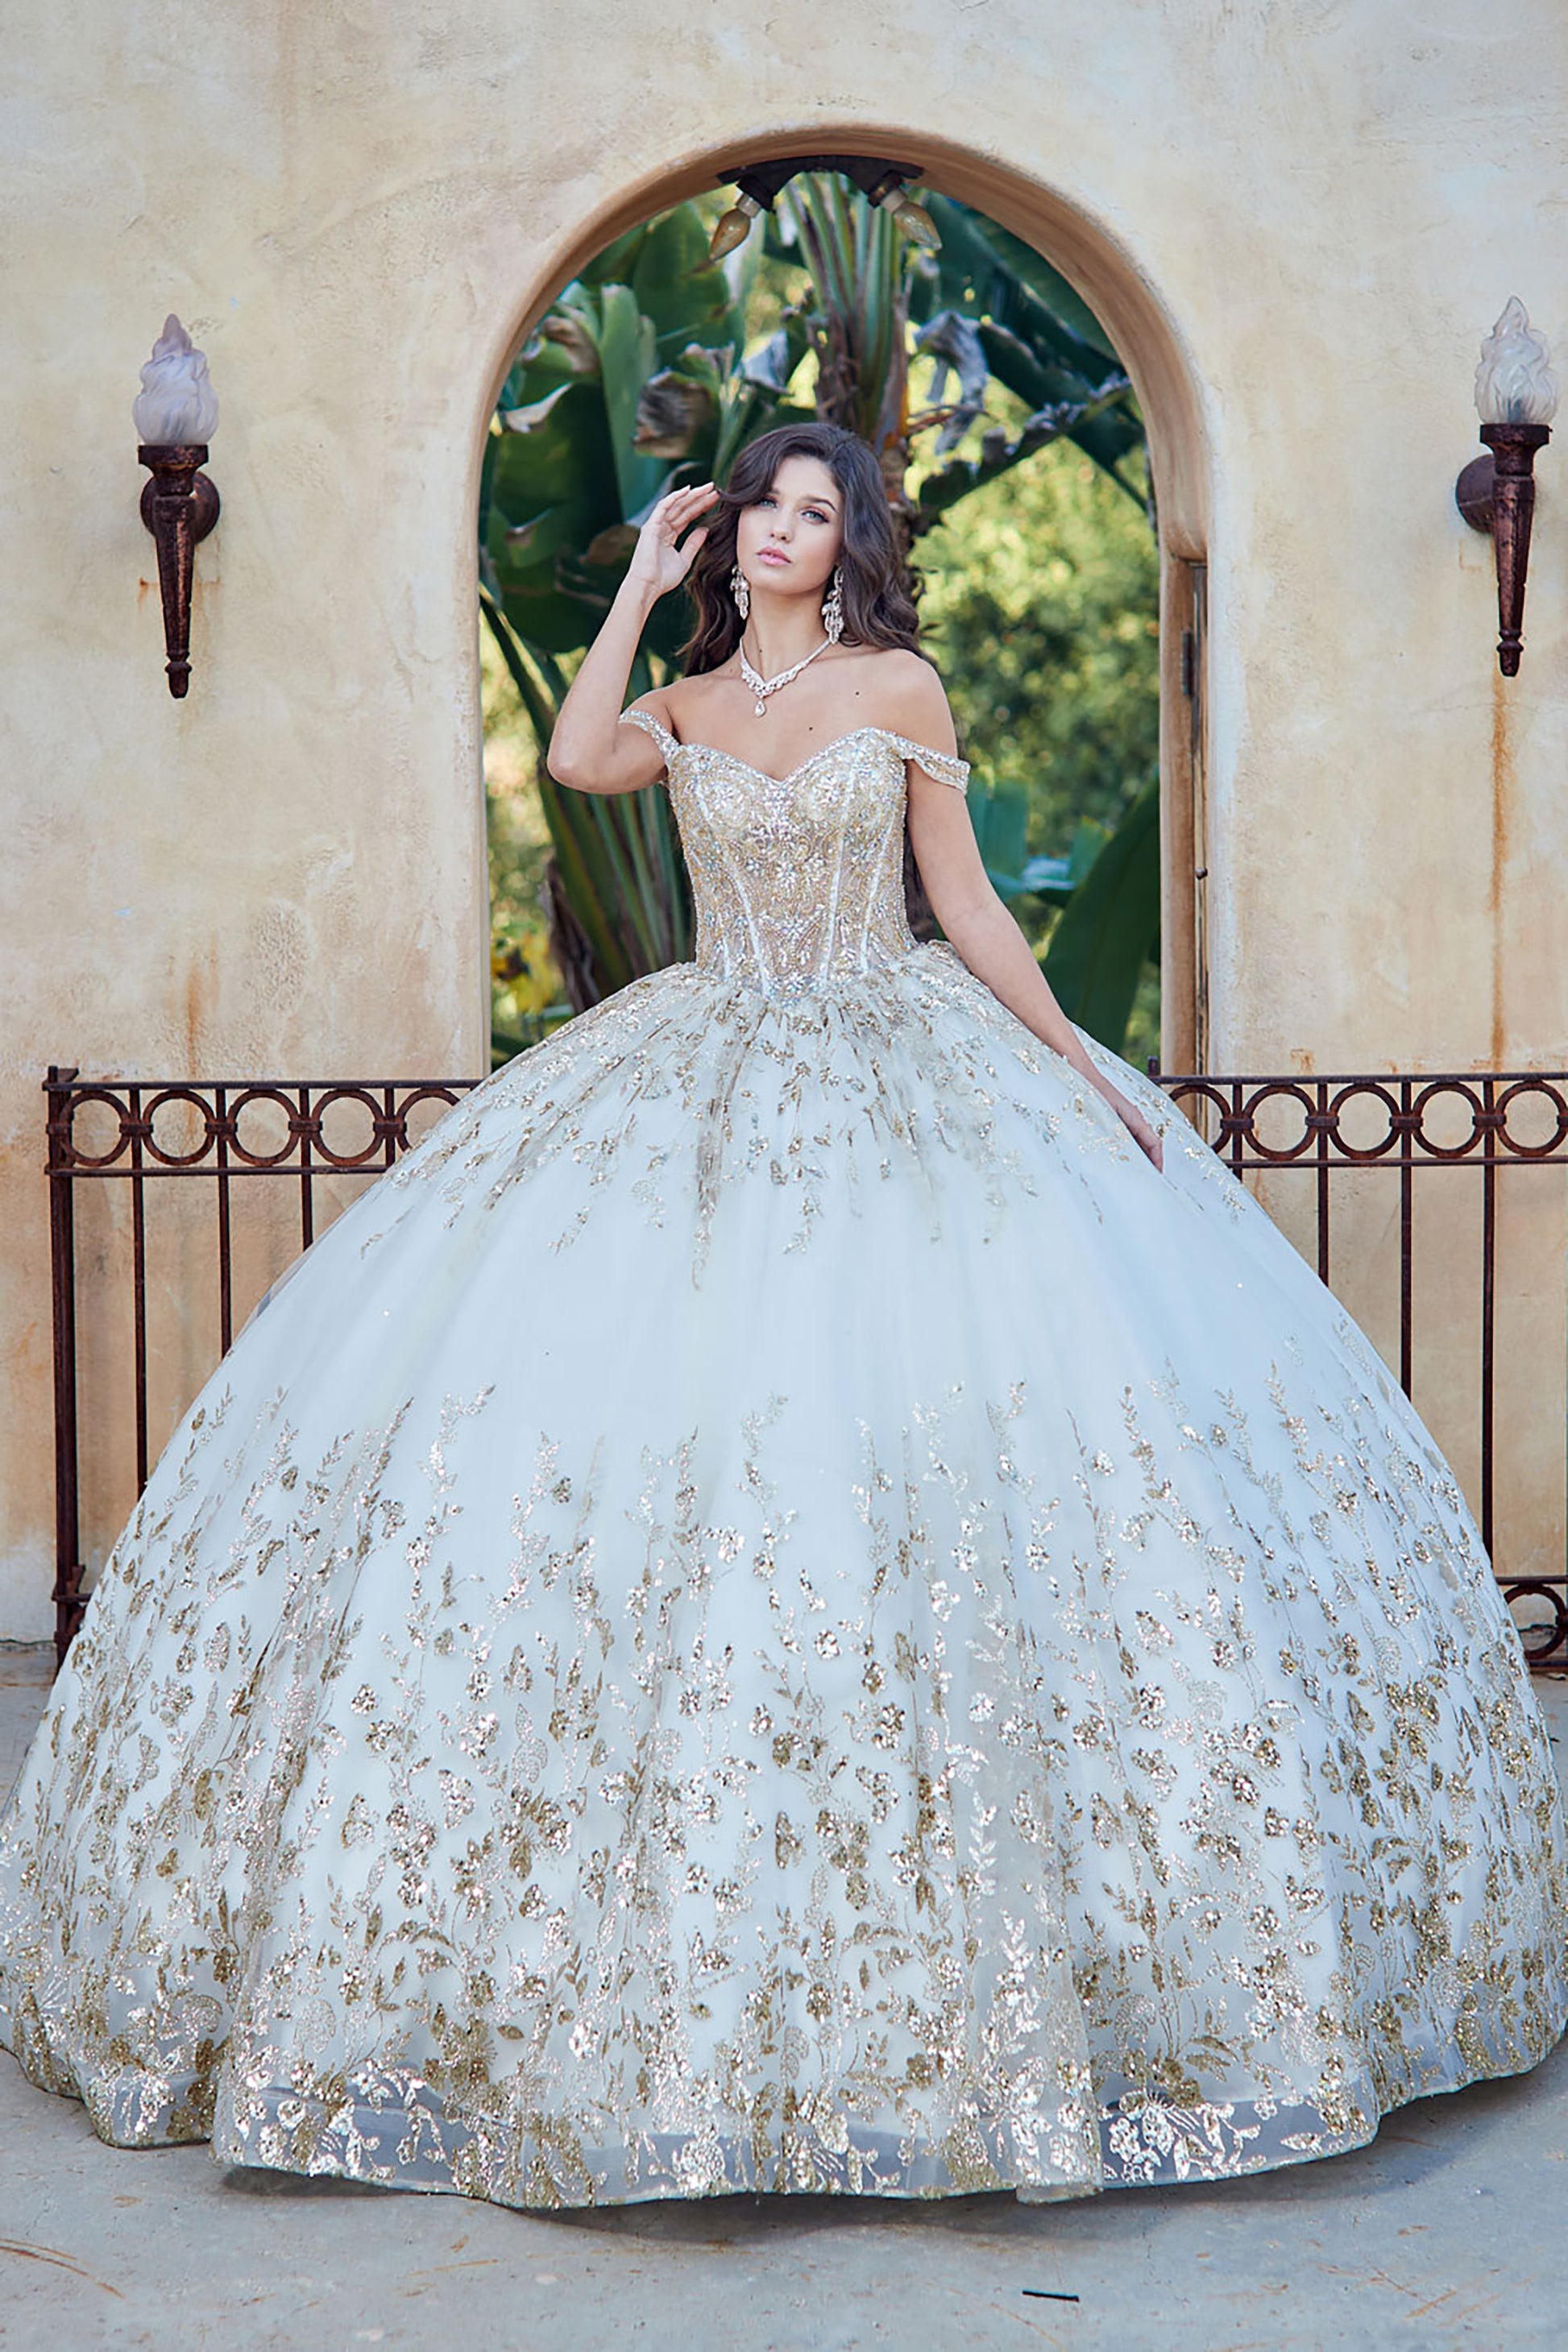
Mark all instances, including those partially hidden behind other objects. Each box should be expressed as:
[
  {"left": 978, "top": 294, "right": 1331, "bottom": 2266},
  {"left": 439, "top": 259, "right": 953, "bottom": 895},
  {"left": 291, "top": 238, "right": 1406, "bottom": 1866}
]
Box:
[{"left": 2, "top": 712, "right": 1564, "bottom": 2209}]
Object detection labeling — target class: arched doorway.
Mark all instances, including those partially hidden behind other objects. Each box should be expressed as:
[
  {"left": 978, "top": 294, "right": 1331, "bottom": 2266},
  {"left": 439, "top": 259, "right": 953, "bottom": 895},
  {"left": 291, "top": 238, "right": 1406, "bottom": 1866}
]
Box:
[{"left": 468, "top": 132, "right": 1212, "bottom": 1073}]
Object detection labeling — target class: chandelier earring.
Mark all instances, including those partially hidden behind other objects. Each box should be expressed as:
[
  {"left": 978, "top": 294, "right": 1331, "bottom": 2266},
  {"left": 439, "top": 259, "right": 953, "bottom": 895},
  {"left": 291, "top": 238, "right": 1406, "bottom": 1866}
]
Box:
[
  {"left": 729, "top": 562, "right": 751, "bottom": 622},
  {"left": 822, "top": 565, "right": 844, "bottom": 645}
]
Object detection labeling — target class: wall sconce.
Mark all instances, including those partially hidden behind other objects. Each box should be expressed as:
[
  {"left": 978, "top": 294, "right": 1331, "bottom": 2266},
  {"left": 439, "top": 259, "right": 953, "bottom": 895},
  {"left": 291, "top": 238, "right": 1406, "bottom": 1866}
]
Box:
[
  {"left": 708, "top": 156, "right": 940, "bottom": 263},
  {"left": 1454, "top": 297, "right": 1558, "bottom": 676},
  {"left": 134, "top": 315, "right": 221, "bottom": 698}
]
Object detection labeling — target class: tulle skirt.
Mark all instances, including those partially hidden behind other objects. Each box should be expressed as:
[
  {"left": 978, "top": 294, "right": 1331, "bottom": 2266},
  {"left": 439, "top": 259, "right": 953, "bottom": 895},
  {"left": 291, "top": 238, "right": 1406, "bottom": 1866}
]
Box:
[{"left": 2, "top": 941, "right": 1564, "bottom": 2207}]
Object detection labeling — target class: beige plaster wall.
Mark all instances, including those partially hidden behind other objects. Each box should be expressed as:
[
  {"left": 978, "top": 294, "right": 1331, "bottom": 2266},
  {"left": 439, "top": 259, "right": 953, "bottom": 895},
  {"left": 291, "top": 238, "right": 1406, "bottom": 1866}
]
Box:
[{"left": 2, "top": 0, "right": 1566, "bottom": 1637}]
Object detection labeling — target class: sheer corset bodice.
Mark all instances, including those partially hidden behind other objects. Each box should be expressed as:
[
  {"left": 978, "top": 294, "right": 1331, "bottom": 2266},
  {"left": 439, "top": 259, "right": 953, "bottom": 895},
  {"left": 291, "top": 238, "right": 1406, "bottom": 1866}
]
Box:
[{"left": 620, "top": 711, "right": 970, "bottom": 997}]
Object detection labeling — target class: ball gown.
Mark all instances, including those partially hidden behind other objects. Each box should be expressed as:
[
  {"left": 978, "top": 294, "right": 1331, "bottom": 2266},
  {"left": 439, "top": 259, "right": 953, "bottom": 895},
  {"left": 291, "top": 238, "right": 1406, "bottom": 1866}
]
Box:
[{"left": 2, "top": 710, "right": 1565, "bottom": 2212}]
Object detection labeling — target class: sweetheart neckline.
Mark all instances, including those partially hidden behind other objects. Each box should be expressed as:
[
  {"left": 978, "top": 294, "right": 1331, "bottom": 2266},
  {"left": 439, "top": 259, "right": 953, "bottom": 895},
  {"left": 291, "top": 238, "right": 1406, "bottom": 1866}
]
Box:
[{"left": 662, "top": 724, "right": 953, "bottom": 791}]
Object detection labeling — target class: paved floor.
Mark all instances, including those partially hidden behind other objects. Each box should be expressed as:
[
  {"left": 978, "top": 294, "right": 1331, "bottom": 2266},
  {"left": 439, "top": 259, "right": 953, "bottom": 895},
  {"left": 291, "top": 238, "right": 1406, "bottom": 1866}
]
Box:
[{"left": 2, "top": 1641, "right": 1566, "bottom": 2352}]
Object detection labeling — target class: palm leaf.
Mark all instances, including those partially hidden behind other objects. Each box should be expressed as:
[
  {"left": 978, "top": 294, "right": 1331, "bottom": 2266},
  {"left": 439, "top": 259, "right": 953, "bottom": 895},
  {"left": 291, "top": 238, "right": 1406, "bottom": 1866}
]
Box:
[{"left": 1040, "top": 778, "right": 1160, "bottom": 1052}]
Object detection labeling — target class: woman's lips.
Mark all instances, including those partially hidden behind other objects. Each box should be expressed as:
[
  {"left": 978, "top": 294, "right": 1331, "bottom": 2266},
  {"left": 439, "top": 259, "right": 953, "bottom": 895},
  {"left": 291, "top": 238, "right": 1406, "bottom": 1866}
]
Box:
[{"left": 757, "top": 548, "right": 791, "bottom": 566}]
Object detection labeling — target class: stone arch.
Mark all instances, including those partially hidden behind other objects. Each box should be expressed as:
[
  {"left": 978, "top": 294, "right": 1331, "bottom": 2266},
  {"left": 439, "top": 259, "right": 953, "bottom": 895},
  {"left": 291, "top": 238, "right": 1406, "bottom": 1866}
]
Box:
[{"left": 469, "top": 129, "right": 1213, "bottom": 1069}]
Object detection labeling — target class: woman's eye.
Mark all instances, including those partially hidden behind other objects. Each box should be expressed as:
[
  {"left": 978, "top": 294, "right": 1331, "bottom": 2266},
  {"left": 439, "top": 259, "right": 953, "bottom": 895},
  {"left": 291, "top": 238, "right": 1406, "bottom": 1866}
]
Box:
[{"left": 751, "top": 493, "right": 830, "bottom": 520}]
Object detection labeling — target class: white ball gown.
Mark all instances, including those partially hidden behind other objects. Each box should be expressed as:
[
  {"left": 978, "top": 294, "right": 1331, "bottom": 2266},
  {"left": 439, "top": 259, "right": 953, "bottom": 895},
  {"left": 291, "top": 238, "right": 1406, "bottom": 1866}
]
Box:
[{"left": 2, "top": 711, "right": 1566, "bottom": 2212}]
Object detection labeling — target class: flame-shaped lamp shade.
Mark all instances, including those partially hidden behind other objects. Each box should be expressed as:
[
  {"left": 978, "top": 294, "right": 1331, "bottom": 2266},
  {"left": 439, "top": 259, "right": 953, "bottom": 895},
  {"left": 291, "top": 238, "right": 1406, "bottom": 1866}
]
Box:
[
  {"left": 135, "top": 316, "right": 221, "bottom": 699},
  {"left": 133, "top": 313, "right": 220, "bottom": 442},
  {"left": 1456, "top": 299, "right": 1557, "bottom": 677},
  {"left": 1475, "top": 297, "right": 1560, "bottom": 426}
]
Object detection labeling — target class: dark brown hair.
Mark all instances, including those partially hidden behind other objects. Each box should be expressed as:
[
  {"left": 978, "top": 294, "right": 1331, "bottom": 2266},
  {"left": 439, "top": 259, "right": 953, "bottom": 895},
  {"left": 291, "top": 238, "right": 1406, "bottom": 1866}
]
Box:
[{"left": 680, "top": 423, "right": 920, "bottom": 674}]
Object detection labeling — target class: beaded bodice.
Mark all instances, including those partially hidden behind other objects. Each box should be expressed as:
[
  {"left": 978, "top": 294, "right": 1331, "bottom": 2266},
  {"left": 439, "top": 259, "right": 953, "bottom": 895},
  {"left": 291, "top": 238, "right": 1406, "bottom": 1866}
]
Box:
[{"left": 620, "top": 711, "right": 970, "bottom": 997}]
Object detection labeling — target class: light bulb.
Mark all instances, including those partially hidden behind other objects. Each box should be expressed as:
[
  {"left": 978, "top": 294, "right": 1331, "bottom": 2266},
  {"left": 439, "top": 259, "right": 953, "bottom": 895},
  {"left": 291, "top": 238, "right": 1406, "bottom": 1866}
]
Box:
[
  {"left": 708, "top": 194, "right": 762, "bottom": 262},
  {"left": 877, "top": 189, "right": 941, "bottom": 252}
]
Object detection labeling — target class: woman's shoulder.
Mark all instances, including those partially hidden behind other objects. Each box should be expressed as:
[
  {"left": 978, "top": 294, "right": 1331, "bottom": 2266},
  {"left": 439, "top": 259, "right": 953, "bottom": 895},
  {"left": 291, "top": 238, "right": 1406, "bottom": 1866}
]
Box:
[
  {"left": 859, "top": 645, "right": 953, "bottom": 737},
  {"left": 828, "top": 641, "right": 940, "bottom": 691},
  {"left": 658, "top": 672, "right": 732, "bottom": 732}
]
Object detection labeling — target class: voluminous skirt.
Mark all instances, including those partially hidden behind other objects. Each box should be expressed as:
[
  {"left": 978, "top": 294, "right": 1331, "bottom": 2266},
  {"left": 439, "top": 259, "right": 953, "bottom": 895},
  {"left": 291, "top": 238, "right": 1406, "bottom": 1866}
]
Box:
[{"left": 2, "top": 940, "right": 1565, "bottom": 2208}]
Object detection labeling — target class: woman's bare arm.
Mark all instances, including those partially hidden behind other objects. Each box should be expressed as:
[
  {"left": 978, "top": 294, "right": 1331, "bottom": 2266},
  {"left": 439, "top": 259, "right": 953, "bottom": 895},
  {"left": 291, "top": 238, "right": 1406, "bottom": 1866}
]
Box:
[
  {"left": 899, "top": 667, "right": 1164, "bottom": 1172},
  {"left": 547, "top": 483, "right": 717, "bottom": 795}
]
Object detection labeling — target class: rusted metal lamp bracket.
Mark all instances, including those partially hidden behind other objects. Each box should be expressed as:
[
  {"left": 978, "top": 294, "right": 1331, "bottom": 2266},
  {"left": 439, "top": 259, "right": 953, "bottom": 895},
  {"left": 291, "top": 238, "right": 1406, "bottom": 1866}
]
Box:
[
  {"left": 1454, "top": 421, "right": 1550, "bottom": 678},
  {"left": 139, "top": 443, "right": 221, "bottom": 699}
]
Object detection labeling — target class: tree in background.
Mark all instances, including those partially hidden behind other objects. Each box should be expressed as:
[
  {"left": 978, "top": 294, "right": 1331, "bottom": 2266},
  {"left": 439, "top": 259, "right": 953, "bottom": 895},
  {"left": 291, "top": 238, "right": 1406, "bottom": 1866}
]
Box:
[
  {"left": 480, "top": 180, "right": 1159, "bottom": 1061},
  {"left": 919, "top": 431, "right": 1160, "bottom": 1068}
]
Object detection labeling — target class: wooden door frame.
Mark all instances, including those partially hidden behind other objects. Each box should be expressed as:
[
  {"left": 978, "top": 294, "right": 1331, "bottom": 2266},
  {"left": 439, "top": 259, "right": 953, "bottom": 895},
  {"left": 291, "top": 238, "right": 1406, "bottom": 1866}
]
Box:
[{"left": 1159, "top": 551, "right": 1208, "bottom": 1074}]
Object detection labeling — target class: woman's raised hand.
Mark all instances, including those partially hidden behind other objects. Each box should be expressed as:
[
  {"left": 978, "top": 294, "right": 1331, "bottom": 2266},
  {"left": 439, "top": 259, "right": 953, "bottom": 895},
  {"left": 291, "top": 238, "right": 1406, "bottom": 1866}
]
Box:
[{"left": 626, "top": 483, "right": 720, "bottom": 599}]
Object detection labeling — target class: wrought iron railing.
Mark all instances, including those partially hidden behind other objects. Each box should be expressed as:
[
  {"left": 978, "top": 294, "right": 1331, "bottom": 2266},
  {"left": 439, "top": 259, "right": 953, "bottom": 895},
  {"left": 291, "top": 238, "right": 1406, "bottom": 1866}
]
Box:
[
  {"left": 44, "top": 1071, "right": 479, "bottom": 1664},
  {"left": 1152, "top": 1066, "right": 1568, "bottom": 1665},
  {"left": 41, "top": 1064, "right": 1568, "bottom": 1670}
]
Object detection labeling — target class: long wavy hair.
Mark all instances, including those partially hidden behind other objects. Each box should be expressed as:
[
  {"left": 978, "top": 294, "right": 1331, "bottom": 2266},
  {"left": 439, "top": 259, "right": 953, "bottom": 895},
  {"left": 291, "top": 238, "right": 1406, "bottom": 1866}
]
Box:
[
  {"left": 680, "top": 423, "right": 920, "bottom": 674},
  {"left": 677, "top": 423, "right": 938, "bottom": 938}
]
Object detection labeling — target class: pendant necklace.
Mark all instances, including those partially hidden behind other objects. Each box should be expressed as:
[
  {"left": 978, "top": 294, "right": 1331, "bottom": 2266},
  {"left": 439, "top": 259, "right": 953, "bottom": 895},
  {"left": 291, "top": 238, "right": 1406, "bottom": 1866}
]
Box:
[{"left": 739, "top": 633, "right": 832, "bottom": 718}]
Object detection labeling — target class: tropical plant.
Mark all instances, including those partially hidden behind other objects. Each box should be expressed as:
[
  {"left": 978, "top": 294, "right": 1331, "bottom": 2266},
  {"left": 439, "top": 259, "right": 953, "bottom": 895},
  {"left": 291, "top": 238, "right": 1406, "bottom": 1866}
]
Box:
[
  {"left": 918, "top": 425, "right": 1162, "bottom": 1057},
  {"left": 480, "top": 178, "right": 1161, "bottom": 1049},
  {"left": 910, "top": 197, "right": 1151, "bottom": 526},
  {"left": 970, "top": 773, "right": 1160, "bottom": 1056}
]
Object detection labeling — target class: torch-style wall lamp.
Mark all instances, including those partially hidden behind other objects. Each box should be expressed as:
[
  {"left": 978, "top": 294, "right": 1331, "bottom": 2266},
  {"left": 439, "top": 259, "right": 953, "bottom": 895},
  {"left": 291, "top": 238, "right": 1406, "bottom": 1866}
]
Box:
[
  {"left": 1454, "top": 297, "right": 1558, "bottom": 676},
  {"left": 134, "top": 315, "right": 221, "bottom": 698}
]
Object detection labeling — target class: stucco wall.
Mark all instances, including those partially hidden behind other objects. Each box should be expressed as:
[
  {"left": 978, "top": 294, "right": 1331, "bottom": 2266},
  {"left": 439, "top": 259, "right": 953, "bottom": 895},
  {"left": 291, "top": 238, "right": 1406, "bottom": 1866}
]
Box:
[{"left": 2, "top": 0, "right": 1566, "bottom": 1636}]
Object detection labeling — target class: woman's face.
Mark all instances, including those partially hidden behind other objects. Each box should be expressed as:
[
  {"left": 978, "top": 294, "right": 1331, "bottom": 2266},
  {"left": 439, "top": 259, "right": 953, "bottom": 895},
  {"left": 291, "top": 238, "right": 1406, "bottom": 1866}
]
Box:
[{"left": 733, "top": 454, "right": 844, "bottom": 601}]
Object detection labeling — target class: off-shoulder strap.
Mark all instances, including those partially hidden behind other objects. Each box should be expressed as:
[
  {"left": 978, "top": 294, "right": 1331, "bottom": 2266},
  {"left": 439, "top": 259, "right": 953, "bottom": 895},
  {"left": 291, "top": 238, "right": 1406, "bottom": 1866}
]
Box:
[
  {"left": 888, "top": 733, "right": 970, "bottom": 794},
  {"left": 618, "top": 706, "right": 681, "bottom": 766}
]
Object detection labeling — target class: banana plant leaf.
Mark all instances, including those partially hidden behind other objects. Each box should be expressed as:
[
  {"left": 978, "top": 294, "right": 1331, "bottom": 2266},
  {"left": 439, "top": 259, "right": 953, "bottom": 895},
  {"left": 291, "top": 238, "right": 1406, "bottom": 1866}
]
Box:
[
  {"left": 919, "top": 195, "right": 1119, "bottom": 368},
  {"left": 962, "top": 777, "right": 1155, "bottom": 1051},
  {"left": 914, "top": 375, "right": 1138, "bottom": 525},
  {"left": 774, "top": 176, "right": 911, "bottom": 467},
  {"left": 1017, "top": 820, "right": 1113, "bottom": 906},
  {"left": 482, "top": 587, "right": 693, "bottom": 999},
  {"left": 965, "top": 778, "right": 1031, "bottom": 897},
  {"left": 1040, "top": 777, "right": 1160, "bottom": 1052},
  {"left": 580, "top": 205, "right": 745, "bottom": 359},
  {"left": 908, "top": 192, "right": 1147, "bottom": 508},
  {"left": 970, "top": 772, "right": 1117, "bottom": 909}
]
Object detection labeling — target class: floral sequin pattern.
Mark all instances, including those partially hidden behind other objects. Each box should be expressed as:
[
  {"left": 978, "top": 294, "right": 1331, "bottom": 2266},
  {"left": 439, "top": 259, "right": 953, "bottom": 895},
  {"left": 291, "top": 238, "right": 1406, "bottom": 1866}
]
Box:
[{"left": 2, "top": 724, "right": 1564, "bottom": 2212}]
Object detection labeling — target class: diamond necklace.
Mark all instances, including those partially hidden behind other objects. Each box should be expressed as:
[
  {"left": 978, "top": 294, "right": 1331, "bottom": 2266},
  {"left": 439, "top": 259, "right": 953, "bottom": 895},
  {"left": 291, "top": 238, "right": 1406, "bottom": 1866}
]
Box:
[{"left": 738, "top": 633, "right": 832, "bottom": 718}]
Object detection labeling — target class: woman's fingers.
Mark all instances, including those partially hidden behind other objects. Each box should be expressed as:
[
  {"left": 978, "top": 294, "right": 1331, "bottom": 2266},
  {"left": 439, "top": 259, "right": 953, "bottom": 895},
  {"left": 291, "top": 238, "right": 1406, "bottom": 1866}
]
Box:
[
  {"left": 1101, "top": 1081, "right": 1165, "bottom": 1175},
  {"left": 653, "top": 482, "right": 716, "bottom": 528}
]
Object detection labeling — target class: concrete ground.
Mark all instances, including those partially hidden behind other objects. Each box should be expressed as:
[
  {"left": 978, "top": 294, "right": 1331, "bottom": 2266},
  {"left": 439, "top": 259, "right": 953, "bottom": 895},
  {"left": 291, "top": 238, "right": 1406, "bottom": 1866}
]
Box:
[{"left": 2, "top": 1640, "right": 1566, "bottom": 2352}]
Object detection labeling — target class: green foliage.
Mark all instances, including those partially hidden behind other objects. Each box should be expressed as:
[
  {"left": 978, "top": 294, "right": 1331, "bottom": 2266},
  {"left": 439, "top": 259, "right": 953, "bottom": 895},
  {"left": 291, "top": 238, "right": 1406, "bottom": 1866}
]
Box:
[
  {"left": 481, "top": 184, "right": 1163, "bottom": 1055},
  {"left": 480, "top": 591, "right": 692, "bottom": 1007},
  {"left": 1040, "top": 778, "right": 1160, "bottom": 1054},
  {"left": 915, "top": 431, "right": 1160, "bottom": 854},
  {"left": 479, "top": 204, "right": 769, "bottom": 1012},
  {"left": 911, "top": 197, "right": 1148, "bottom": 511},
  {"left": 966, "top": 770, "right": 1160, "bottom": 1064},
  {"left": 915, "top": 432, "right": 1162, "bottom": 1060},
  {"left": 776, "top": 175, "right": 911, "bottom": 471}
]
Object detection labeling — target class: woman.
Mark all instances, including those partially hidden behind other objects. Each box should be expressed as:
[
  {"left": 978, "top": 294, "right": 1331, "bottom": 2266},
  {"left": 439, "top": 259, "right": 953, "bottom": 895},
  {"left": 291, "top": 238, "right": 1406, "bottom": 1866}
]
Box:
[{"left": 2, "top": 423, "right": 1563, "bottom": 2210}]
